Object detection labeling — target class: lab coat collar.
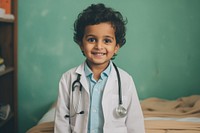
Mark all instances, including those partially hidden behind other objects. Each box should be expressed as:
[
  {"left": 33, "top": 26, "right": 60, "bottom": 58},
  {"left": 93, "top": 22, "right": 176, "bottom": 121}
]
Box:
[
  {"left": 75, "top": 61, "right": 118, "bottom": 95},
  {"left": 103, "top": 61, "right": 118, "bottom": 95},
  {"left": 75, "top": 62, "right": 90, "bottom": 94},
  {"left": 75, "top": 61, "right": 85, "bottom": 75}
]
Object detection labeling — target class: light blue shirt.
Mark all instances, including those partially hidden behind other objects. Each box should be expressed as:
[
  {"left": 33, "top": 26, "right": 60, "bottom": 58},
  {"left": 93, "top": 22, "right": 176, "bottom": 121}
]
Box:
[{"left": 84, "top": 62, "right": 111, "bottom": 133}]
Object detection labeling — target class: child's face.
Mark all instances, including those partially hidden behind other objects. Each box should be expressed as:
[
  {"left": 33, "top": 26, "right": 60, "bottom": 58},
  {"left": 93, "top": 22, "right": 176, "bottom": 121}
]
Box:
[{"left": 80, "top": 22, "right": 119, "bottom": 68}]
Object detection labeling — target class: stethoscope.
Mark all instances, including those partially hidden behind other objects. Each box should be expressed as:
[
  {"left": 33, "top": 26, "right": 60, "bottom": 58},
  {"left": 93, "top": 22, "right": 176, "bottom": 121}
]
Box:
[{"left": 65, "top": 63, "right": 127, "bottom": 121}]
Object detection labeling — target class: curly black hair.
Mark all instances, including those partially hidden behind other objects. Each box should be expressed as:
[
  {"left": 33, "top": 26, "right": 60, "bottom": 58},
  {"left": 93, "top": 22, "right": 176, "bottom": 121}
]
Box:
[{"left": 73, "top": 3, "right": 127, "bottom": 47}]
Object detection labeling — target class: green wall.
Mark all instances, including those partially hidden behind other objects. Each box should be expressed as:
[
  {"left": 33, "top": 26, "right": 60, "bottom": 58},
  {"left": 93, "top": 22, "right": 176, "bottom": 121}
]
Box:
[{"left": 18, "top": 0, "right": 200, "bottom": 133}]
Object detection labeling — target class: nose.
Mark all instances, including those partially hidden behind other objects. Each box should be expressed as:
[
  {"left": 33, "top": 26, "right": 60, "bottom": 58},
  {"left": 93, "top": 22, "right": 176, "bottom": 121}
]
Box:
[{"left": 95, "top": 41, "right": 103, "bottom": 49}]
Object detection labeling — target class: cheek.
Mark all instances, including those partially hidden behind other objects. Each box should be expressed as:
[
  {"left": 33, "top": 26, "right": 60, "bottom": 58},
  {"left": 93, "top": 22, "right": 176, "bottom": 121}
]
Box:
[{"left": 81, "top": 45, "right": 93, "bottom": 55}]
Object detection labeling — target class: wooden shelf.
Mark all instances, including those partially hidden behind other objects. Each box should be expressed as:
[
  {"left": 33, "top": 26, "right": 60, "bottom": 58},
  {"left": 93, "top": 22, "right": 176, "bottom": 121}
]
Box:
[
  {"left": 0, "top": 67, "right": 14, "bottom": 76},
  {"left": 0, "top": 17, "right": 14, "bottom": 23},
  {"left": 0, "top": 0, "right": 18, "bottom": 132}
]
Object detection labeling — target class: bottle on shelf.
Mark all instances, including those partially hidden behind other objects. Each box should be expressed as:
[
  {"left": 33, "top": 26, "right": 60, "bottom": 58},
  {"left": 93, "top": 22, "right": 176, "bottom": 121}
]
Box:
[
  {"left": 0, "top": 0, "right": 14, "bottom": 20},
  {"left": 0, "top": 103, "right": 11, "bottom": 120},
  {"left": 0, "top": 57, "right": 6, "bottom": 72}
]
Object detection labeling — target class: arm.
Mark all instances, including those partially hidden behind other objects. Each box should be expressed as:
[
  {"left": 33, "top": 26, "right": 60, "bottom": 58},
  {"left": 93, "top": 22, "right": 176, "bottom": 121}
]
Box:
[
  {"left": 126, "top": 77, "right": 145, "bottom": 133},
  {"left": 54, "top": 74, "right": 71, "bottom": 133}
]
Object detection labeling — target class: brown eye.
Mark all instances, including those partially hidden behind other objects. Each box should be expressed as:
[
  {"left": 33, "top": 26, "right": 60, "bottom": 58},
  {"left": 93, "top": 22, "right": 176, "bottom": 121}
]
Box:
[
  {"left": 87, "top": 38, "right": 96, "bottom": 43},
  {"left": 104, "top": 38, "right": 112, "bottom": 44}
]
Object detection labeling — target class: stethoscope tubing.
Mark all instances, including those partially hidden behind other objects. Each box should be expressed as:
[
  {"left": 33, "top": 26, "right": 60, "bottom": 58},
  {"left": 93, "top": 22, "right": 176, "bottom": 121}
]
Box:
[
  {"left": 112, "top": 63, "right": 123, "bottom": 105},
  {"left": 69, "top": 62, "right": 127, "bottom": 119}
]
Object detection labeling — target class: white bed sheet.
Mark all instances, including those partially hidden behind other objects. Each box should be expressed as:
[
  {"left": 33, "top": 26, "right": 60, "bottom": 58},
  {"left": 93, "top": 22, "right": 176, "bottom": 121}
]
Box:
[
  {"left": 37, "top": 106, "right": 200, "bottom": 124},
  {"left": 144, "top": 117, "right": 200, "bottom": 123}
]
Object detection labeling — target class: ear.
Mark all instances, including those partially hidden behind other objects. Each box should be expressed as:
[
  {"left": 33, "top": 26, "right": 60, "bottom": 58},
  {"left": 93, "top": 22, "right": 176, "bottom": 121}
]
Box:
[{"left": 114, "top": 44, "right": 120, "bottom": 53}]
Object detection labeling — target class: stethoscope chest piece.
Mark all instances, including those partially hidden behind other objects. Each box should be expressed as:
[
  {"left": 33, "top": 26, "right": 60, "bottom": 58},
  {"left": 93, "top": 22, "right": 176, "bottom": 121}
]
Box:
[{"left": 116, "top": 104, "right": 127, "bottom": 118}]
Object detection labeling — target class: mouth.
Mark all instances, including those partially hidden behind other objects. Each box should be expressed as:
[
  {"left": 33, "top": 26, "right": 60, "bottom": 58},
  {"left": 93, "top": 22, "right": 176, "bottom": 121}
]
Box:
[{"left": 92, "top": 52, "right": 106, "bottom": 56}]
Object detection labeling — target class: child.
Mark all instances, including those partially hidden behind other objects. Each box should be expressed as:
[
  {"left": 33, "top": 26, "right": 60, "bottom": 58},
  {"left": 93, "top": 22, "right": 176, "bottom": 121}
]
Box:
[{"left": 54, "top": 3, "right": 145, "bottom": 133}]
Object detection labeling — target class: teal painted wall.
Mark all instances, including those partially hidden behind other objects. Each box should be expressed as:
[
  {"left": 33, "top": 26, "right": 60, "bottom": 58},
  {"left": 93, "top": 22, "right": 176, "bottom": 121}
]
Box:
[{"left": 18, "top": 0, "right": 200, "bottom": 133}]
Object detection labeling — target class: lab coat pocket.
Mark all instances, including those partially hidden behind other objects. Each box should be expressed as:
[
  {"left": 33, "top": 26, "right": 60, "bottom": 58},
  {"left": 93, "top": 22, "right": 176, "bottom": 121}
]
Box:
[{"left": 69, "top": 115, "right": 77, "bottom": 126}]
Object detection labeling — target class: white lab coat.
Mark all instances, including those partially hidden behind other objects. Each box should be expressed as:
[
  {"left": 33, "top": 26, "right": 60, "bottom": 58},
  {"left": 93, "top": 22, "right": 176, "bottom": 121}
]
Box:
[{"left": 54, "top": 62, "right": 145, "bottom": 133}]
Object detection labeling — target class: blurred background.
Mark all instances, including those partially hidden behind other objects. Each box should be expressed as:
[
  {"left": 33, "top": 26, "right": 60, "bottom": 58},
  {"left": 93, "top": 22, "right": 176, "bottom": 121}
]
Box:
[{"left": 18, "top": 0, "right": 200, "bottom": 132}]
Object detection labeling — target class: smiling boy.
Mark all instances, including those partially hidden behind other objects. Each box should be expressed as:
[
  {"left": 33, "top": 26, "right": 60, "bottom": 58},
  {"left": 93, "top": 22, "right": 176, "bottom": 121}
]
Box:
[{"left": 54, "top": 3, "right": 145, "bottom": 133}]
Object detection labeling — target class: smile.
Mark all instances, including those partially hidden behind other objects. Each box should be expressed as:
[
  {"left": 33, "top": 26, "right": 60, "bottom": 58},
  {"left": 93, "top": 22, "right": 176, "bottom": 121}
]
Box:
[{"left": 92, "top": 52, "right": 106, "bottom": 56}]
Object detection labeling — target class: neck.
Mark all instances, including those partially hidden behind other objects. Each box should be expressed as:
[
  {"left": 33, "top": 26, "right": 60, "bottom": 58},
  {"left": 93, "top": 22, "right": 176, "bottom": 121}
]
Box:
[{"left": 86, "top": 60, "right": 109, "bottom": 81}]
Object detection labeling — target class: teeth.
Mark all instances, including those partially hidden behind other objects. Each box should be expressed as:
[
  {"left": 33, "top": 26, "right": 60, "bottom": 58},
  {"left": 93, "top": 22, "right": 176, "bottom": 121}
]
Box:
[
  {"left": 93, "top": 52, "right": 105, "bottom": 55},
  {"left": 96, "top": 53, "right": 103, "bottom": 55}
]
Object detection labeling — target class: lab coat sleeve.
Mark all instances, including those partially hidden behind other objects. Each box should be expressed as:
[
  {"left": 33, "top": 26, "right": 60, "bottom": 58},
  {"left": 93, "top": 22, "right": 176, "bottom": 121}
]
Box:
[
  {"left": 54, "top": 74, "right": 71, "bottom": 133},
  {"left": 126, "top": 76, "right": 146, "bottom": 133}
]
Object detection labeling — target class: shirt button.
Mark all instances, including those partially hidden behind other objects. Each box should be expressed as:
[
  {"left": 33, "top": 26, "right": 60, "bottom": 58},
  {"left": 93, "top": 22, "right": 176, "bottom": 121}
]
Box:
[
  {"left": 91, "top": 129, "right": 97, "bottom": 133},
  {"left": 93, "top": 109, "right": 97, "bottom": 112}
]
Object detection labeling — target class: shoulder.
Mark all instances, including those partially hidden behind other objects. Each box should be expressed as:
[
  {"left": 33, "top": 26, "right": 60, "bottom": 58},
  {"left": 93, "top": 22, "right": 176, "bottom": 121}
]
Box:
[
  {"left": 117, "top": 67, "right": 133, "bottom": 80},
  {"left": 61, "top": 62, "right": 85, "bottom": 77},
  {"left": 116, "top": 67, "right": 136, "bottom": 89},
  {"left": 62, "top": 67, "right": 77, "bottom": 77},
  {"left": 60, "top": 62, "right": 85, "bottom": 81}
]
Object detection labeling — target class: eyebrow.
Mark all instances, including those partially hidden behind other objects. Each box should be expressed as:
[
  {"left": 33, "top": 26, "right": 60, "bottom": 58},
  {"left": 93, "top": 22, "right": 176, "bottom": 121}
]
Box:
[
  {"left": 85, "top": 34, "right": 115, "bottom": 40},
  {"left": 104, "top": 35, "right": 115, "bottom": 40}
]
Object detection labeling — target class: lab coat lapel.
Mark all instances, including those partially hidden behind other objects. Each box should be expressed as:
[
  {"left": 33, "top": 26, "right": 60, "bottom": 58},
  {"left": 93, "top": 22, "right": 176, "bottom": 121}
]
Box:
[
  {"left": 80, "top": 75, "right": 89, "bottom": 94},
  {"left": 102, "top": 63, "right": 118, "bottom": 119},
  {"left": 103, "top": 62, "right": 118, "bottom": 95},
  {"left": 75, "top": 62, "right": 90, "bottom": 94},
  {"left": 74, "top": 62, "right": 90, "bottom": 133}
]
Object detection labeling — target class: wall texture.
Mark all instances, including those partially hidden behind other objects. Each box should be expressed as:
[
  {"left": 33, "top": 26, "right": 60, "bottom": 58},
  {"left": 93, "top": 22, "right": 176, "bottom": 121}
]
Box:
[{"left": 18, "top": 0, "right": 200, "bottom": 132}]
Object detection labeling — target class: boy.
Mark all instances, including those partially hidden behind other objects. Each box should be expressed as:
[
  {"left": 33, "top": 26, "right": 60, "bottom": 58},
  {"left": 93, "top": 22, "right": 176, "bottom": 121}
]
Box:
[{"left": 54, "top": 3, "right": 145, "bottom": 133}]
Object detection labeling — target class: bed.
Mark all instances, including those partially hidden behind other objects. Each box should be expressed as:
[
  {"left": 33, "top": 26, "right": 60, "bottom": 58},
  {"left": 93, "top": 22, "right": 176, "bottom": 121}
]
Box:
[{"left": 26, "top": 95, "right": 200, "bottom": 133}]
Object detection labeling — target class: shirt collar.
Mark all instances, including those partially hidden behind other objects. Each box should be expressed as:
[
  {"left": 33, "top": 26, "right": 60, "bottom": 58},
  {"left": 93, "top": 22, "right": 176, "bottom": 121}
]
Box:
[{"left": 84, "top": 61, "right": 111, "bottom": 78}]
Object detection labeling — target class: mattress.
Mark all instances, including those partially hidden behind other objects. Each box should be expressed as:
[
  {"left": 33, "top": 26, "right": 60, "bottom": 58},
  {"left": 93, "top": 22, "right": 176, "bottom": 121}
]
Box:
[{"left": 27, "top": 95, "right": 200, "bottom": 133}]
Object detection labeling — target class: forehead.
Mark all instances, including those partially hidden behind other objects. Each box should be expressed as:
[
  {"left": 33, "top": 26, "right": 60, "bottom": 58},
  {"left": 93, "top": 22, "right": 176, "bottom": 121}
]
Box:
[{"left": 84, "top": 22, "right": 115, "bottom": 37}]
